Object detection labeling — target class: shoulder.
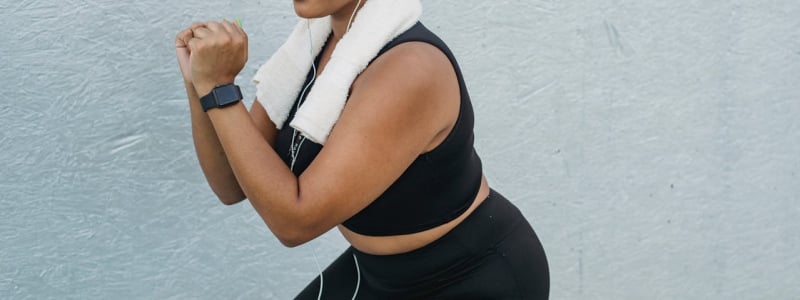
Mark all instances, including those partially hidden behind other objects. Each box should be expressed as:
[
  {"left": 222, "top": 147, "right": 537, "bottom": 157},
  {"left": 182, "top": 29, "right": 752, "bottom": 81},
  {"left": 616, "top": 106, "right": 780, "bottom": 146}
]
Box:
[
  {"left": 336, "top": 41, "right": 460, "bottom": 153},
  {"left": 353, "top": 41, "right": 453, "bottom": 88},
  {"left": 351, "top": 41, "right": 455, "bottom": 103}
]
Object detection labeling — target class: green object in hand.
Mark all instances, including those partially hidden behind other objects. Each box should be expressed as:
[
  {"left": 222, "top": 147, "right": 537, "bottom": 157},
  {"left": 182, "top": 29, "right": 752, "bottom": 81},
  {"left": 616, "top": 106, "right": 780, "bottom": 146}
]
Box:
[{"left": 235, "top": 18, "right": 242, "bottom": 28}]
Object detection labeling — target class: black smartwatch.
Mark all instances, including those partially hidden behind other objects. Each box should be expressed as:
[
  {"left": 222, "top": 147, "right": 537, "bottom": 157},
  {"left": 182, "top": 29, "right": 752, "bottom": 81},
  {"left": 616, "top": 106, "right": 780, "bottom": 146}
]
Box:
[{"left": 200, "top": 83, "right": 243, "bottom": 112}]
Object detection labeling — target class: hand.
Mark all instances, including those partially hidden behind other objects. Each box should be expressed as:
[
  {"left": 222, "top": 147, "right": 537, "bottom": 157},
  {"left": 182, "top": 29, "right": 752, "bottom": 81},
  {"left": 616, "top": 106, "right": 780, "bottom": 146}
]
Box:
[
  {"left": 187, "top": 20, "right": 248, "bottom": 97},
  {"left": 175, "top": 22, "right": 206, "bottom": 84}
]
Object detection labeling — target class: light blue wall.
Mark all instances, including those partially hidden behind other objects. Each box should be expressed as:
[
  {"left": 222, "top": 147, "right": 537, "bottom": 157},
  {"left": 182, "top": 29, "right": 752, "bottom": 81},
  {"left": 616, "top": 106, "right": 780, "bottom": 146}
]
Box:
[{"left": 2, "top": 0, "right": 798, "bottom": 299}]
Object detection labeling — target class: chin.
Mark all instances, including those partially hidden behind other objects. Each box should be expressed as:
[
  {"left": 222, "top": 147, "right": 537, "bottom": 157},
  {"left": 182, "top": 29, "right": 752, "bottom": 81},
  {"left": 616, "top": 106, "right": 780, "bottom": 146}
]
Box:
[{"left": 293, "top": 0, "right": 329, "bottom": 19}]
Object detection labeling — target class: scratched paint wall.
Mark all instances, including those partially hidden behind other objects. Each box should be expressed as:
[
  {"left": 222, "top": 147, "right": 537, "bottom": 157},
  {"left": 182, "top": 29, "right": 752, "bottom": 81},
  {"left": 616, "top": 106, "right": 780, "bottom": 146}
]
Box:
[{"left": 1, "top": 0, "right": 798, "bottom": 299}]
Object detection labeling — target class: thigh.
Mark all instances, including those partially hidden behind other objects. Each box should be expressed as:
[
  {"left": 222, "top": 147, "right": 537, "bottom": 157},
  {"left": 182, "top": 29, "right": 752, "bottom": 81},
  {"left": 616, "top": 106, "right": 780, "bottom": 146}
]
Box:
[
  {"left": 295, "top": 247, "right": 367, "bottom": 300},
  {"left": 497, "top": 220, "right": 550, "bottom": 299}
]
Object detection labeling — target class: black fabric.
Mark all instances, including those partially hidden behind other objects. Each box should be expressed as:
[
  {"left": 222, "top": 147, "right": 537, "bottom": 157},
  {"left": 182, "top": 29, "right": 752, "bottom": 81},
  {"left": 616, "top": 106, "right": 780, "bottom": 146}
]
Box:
[
  {"left": 295, "top": 189, "right": 550, "bottom": 299},
  {"left": 274, "top": 22, "right": 483, "bottom": 236}
]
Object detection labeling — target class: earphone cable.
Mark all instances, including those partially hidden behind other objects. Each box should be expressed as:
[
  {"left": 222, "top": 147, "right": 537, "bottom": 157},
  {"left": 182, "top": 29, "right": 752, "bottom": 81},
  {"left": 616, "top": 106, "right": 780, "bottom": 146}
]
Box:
[{"left": 294, "top": 2, "right": 363, "bottom": 298}]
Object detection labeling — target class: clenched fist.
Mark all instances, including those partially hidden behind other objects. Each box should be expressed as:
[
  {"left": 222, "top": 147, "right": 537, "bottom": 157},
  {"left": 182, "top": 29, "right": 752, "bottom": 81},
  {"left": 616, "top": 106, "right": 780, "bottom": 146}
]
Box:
[
  {"left": 175, "top": 22, "right": 205, "bottom": 84},
  {"left": 186, "top": 21, "right": 249, "bottom": 97}
]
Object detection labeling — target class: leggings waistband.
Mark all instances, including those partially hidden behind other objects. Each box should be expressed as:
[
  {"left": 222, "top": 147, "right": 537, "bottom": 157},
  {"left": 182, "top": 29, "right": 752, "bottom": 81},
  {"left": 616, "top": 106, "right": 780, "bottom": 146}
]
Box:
[{"left": 351, "top": 189, "right": 525, "bottom": 294}]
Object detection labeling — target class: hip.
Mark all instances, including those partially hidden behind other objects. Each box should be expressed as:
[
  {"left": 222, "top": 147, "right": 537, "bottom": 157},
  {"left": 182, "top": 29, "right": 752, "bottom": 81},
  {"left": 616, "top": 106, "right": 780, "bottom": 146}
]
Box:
[{"left": 350, "top": 188, "right": 549, "bottom": 298}]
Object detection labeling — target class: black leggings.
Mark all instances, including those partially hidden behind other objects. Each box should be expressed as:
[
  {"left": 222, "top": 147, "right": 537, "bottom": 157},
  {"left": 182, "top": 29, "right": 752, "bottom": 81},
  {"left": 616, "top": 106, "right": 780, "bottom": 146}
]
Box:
[{"left": 296, "top": 189, "right": 549, "bottom": 299}]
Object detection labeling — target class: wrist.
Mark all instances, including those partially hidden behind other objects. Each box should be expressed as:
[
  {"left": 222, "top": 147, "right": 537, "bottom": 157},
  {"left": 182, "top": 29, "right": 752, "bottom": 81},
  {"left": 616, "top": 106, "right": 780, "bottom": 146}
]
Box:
[
  {"left": 194, "top": 78, "right": 235, "bottom": 98},
  {"left": 199, "top": 83, "right": 243, "bottom": 112}
]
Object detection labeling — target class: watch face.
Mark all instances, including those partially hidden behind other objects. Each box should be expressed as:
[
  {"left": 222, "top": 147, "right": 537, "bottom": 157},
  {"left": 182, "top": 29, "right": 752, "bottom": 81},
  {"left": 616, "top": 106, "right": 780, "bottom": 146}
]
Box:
[{"left": 214, "top": 84, "right": 243, "bottom": 106}]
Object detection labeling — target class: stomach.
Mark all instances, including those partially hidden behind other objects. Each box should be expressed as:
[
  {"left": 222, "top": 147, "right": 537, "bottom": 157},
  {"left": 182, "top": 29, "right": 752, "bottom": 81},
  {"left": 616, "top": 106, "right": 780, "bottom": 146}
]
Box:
[{"left": 338, "top": 175, "right": 490, "bottom": 256}]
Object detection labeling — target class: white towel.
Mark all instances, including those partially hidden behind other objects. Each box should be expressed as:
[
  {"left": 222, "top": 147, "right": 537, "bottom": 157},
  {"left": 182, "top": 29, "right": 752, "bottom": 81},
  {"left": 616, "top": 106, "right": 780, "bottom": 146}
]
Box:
[{"left": 252, "top": 0, "right": 422, "bottom": 145}]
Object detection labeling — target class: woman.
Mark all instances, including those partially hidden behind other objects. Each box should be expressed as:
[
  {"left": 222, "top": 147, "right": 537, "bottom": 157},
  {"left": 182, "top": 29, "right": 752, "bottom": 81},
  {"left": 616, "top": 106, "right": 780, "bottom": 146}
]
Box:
[{"left": 175, "top": 0, "right": 549, "bottom": 298}]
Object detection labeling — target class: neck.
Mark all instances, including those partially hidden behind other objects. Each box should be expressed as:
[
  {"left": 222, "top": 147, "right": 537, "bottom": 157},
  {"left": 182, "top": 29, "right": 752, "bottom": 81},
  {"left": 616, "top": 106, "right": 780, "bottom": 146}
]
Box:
[{"left": 330, "top": 0, "right": 366, "bottom": 41}]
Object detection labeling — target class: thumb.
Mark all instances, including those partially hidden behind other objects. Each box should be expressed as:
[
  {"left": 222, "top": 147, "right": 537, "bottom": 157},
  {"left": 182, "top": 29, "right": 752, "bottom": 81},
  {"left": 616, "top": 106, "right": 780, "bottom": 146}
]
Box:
[
  {"left": 176, "top": 47, "right": 192, "bottom": 81},
  {"left": 176, "top": 46, "right": 190, "bottom": 59},
  {"left": 175, "top": 37, "right": 186, "bottom": 48},
  {"left": 175, "top": 28, "right": 193, "bottom": 48}
]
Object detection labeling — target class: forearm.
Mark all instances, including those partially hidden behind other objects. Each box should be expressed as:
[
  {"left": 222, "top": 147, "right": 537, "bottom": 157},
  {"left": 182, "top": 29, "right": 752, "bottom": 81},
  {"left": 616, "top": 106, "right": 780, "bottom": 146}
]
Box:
[
  {"left": 183, "top": 21, "right": 314, "bottom": 246},
  {"left": 205, "top": 101, "right": 308, "bottom": 245},
  {"left": 185, "top": 81, "right": 246, "bottom": 204}
]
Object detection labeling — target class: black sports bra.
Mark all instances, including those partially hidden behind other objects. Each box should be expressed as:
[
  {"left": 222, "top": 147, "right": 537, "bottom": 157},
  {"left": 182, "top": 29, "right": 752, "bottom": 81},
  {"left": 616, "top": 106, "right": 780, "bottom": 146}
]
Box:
[{"left": 274, "top": 22, "right": 483, "bottom": 236}]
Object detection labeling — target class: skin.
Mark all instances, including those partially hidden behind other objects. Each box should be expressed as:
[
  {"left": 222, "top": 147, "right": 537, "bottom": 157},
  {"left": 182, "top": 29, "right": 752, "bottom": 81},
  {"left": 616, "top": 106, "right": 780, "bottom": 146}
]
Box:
[{"left": 175, "top": 0, "right": 490, "bottom": 255}]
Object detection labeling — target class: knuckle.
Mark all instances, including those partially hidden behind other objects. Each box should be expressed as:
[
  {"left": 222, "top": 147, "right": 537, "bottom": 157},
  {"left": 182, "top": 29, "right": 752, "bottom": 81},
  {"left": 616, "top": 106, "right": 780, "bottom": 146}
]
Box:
[{"left": 190, "top": 22, "right": 205, "bottom": 30}]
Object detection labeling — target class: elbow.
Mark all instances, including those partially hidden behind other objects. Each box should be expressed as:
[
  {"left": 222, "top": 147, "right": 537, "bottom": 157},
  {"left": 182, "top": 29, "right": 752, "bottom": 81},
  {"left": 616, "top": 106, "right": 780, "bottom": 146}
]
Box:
[
  {"left": 275, "top": 228, "right": 314, "bottom": 248},
  {"left": 211, "top": 186, "right": 247, "bottom": 206},
  {"left": 219, "top": 194, "right": 246, "bottom": 206},
  {"left": 273, "top": 220, "right": 316, "bottom": 248},
  {"left": 253, "top": 194, "right": 319, "bottom": 248},
  {"left": 202, "top": 173, "right": 247, "bottom": 205},
  {"left": 277, "top": 236, "right": 305, "bottom": 248}
]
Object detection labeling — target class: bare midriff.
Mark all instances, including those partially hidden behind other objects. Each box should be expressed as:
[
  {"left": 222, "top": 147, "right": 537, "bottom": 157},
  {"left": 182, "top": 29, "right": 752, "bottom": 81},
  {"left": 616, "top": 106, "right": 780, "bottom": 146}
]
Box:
[{"left": 338, "top": 175, "right": 489, "bottom": 256}]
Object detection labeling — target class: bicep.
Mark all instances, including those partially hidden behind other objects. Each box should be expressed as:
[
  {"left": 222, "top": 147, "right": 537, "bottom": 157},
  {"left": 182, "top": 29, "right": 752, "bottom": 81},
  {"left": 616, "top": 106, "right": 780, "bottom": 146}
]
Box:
[
  {"left": 296, "top": 42, "right": 457, "bottom": 232},
  {"left": 249, "top": 98, "right": 278, "bottom": 148}
]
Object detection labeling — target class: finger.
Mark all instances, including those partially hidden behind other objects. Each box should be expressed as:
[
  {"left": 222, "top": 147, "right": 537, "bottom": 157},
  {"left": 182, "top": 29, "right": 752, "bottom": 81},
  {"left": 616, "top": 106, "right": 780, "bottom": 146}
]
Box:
[
  {"left": 205, "top": 21, "right": 224, "bottom": 34},
  {"left": 187, "top": 38, "right": 201, "bottom": 52},
  {"left": 227, "top": 19, "right": 247, "bottom": 46},
  {"left": 192, "top": 26, "right": 212, "bottom": 39},
  {"left": 222, "top": 20, "right": 247, "bottom": 51},
  {"left": 232, "top": 18, "right": 246, "bottom": 36},
  {"left": 190, "top": 22, "right": 206, "bottom": 31},
  {"left": 219, "top": 20, "right": 238, "bottom": 36},
  {"left": 206, "top": 21, "right": 234, "bottom": 44},
  {"left": 175, "top": 28, "right": 193, "bottom": 47},
  {"left": 177, "top": 22, "right": 206, "bottom": 47},
  {"left": 234, "top": 19, "right": 247, "bottom": 38}
]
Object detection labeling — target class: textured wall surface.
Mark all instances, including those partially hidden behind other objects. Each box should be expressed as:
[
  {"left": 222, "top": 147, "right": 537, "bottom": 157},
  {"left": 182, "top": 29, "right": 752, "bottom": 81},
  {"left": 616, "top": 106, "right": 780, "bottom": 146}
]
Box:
[{"left": 2, "top": 0, "right": 799, "bottom": 299}]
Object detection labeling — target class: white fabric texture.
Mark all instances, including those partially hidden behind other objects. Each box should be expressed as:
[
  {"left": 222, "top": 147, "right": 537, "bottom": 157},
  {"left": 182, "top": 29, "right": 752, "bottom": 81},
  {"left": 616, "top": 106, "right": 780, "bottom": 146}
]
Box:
[{"left": 252, "top": 0, "right": 422, "bottom": 144}]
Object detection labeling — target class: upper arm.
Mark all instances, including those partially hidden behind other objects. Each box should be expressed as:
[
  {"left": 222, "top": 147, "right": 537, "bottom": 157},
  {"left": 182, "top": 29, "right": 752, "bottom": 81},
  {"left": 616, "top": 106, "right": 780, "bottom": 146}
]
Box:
[
  {"left": 295, "top": 42, "right": 460, "bottom": 235},
  {"left": 249, "top": 98, "right": 278, "bottom": 148}
]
